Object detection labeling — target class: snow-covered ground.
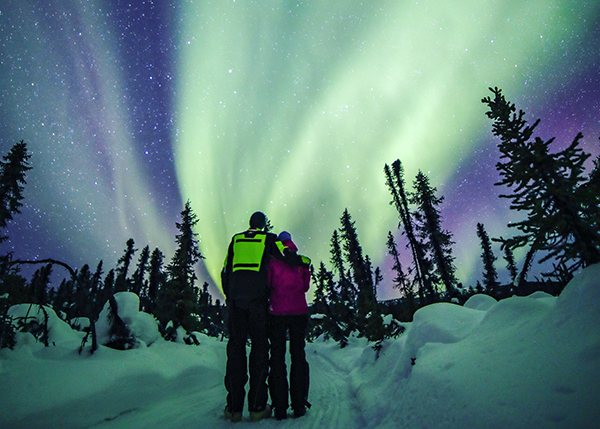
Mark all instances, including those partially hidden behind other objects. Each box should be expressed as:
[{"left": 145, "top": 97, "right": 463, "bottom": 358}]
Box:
[{"left": 2, "top": 264, "right": 599, "bottom": 429}]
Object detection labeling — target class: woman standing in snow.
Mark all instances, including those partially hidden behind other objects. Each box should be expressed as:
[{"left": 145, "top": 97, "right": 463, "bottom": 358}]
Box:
[{"left": 267, "top": 231, "right": 312, "bottom": 420}]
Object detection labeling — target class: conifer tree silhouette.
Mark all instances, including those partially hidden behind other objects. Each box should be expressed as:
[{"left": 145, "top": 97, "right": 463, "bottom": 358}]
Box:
[
  {"left": 411, "top": 171, "right": 458, "bottom": 296},
  {"left": 28, "top": 264, "right": 52, "bottom": 305},
  {"left": 339, "top": 209, "right": 383, "bottom": 341},
  {"left": 384, "top": 160, "right": 430, "bottom": 303},
  {"left": 482, "top": 87, "right": 600, "bottom": 274},
  {"left": 476, "top": 223, "right": 499, "bottom": 295},
  {"left": 144, "top": 247, "right": 165, "bottom": 314},
  {"left": 386, "top": 231, "right": 415, "bottom": 320},
  {"left": 131, "top": 245, "right": 150, "bottom": 296},
  {"left": 159, "top": 200, "right": 204, "bottom": 337},
  {"left": 115, "top": 238, "right": 136, "bottom": 292},
  {"left": 503, "top": 246, "right": 518, "bottom": 286},
  {"left": 0, "top": 141, "right": 31, "bottom": 243}
]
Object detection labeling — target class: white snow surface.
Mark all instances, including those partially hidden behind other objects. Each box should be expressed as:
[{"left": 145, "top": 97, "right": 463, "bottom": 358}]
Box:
[{"left": 2, "top": 264, "right": 599, "bottom": 428}]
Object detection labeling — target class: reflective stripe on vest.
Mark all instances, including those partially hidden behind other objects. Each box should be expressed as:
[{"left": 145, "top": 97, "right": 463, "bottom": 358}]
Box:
[{"left": 231, "top": 232, "right": 268, "bottom": 272}]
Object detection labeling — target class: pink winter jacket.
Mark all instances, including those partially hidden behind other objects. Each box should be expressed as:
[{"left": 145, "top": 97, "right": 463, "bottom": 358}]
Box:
[{"left": 268, "top": 239, "right": 310, "bottom": 315}]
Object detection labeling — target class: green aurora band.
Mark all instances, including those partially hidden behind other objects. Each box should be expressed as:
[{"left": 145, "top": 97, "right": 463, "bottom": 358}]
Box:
[{"left": 175, "top": 0, "right": 595, "bottom": 294}]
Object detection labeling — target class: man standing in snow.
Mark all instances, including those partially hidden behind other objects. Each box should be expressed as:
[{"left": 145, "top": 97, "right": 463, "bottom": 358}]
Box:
[{"left": 221, "top": 211, "right": 285, "bottom": 422}]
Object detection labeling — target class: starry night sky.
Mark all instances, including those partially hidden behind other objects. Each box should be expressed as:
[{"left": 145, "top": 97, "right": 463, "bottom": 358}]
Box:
[{"left": 1, "top": 0, "right": 599, "bottom": 300}]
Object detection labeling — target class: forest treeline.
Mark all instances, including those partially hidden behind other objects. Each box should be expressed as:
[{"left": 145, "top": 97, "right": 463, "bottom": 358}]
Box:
[{"left": 1, "top": 88, "right": 599, "bottom": 351}]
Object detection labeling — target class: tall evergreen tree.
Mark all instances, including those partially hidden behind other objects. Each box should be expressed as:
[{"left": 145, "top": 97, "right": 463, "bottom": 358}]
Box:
[
  {"left": 159, "top": 200, "right": 204, "bottom": 336},
  {"left": 482, "top": 87, "right": 600, "bottom": 273},
  {"left": 339, "top": 209, "right": 383, "bottom": 341},
  {"left": 503, "top": 246, "right": 518, "bottom": 286},
  {"left": 74, "top": 264, "right": 93, "bottom": 320},
  {"left": 411, "top": 171, "right": 458, "bottom": 296},
  {"left": 144, "top": 247, "right": 165, "bottom": 314},
  {"left": 339, "top": 209, "right": 371, "bottom": 295},
  {"left": 312, "top": 262, "right": 329, "bottom": 316},
  {"left": 101, "top": 269, "right": 115, "bottom": 308},
  {"left": 384, "top": 160, "right": 427, "bottom": 302},
  {"left": 387, "top": 231, "right": 416, "bottom": 319},
  {"left": 115, "top": 238, "right": 137, "bottom": 292},
  {"left": 476, "top": 223, "right": 500, "bottom": 295},
  {"left": 27, "top": 264, "right": 52, "bottom": 304},
  {"left": 131, "top": 245, "right": 150, "bottom": 296},
  {"left": 0, "top": 141, "right": 31, "bottom": 242},
  {"left": 386, "top": 231, "right": 408, "bottom": 293},
  {"left": 90, "top": 261, "right": 104, "bottom": 316},
  {"left": 330, "top": 229, "right": 356, "bottom": 310},
  {"left": 329, "top": 228, "right": 356, "bottom": 341}
]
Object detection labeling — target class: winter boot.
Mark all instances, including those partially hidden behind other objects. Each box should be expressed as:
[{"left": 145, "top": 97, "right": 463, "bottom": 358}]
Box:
[
  {"left": 274, "top": 407, "right": 288, "bottom": 420},
  {"left": 249, "top": 404, "right": 272, "bottom": 422},
  {"left": 293, "top": 405, "right": 306, "bottom": 418},
  {"left": 224, "top": 405, "right": 242, "bottom": 423}
]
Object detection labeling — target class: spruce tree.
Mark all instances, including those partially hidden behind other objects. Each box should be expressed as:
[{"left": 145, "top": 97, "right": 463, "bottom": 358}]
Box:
[
  {"left": 115, "top": 238, "right": 137, "bottom": 292},
  {"left": 387, "top": 231, "right": 415, "bottom": 320},
  {"left": 329, "top": 229, "right": 354, "bottom": 344},
  {"left": 90, "top": 261, "right": 104, "bottom": 316},
  {"left": 476, "top": 223, "right": 500, "bottom": 296},
  {"left": 339, "top": 209, "right": 383, "bottom": 342},
  {"left": 145, "top": 247, "right": 165, "bottom": 314},
  {"left": 384, "top": 160, "right": 428, "bottom": 302},
  {"left": 482, "top": 87, "right": 600, "bottom": 273},
  {"left": 101, "top": 269, "right": 115, "bottom": 308},
  {"left": 386, "top": 231, "right": 408, "bottom": 292},
  {"left": 131, "top": 245, "right": 150, "bottom": 296},
  {"left": 27, "top": 264, "right": 52, "bottom": 305},
  {"left": 411, "top": 171, "right": 458, "bottom": 296},
  {"left": 330, "top": 230, "right": 355, "bottom": 312},
  {"left": 503, "top": 246, "right": 518, "bottom": 286},
  {"left": 159, "top": 200, "right": 204, "bottom": 336},
  {"left": 312, "top": 262, "right": 329, "bottom": 316},
  {"left": 0, "top": 141, "right": 31, "bottom": 242},
  {"left": 74, "top": 264, "right": 93, "bottom": 318}
]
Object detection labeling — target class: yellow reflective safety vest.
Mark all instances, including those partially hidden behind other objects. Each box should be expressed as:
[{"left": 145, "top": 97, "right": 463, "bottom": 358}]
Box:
[{"left": 231, "top": 231, "right": 268, "bottom": 272}]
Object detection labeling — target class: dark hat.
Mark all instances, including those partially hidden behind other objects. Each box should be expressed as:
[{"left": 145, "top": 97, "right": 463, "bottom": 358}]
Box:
[
  {"left": 278, "top": 231, "right": 292, "bottom": 242},
  {"left": 249, "top": 211, "right": 267, "bottom": 229}
]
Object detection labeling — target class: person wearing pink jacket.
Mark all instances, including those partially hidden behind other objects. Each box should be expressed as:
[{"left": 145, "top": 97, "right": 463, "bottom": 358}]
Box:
[{"left": 267, "top": 231, "right": 312, "bottom": 420}]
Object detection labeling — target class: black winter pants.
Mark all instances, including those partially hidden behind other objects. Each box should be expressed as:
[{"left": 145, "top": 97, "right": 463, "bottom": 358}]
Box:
[
  {"left": 268, "top": 313, "right": 309, "bottom": 412},
  {"left": 225, "top": 300, "right": 269, "bottom": 412}
]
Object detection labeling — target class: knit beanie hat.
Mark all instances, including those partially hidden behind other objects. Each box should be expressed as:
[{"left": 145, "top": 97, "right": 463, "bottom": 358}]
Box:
[{"left": 278, "top": 231, "right": 292, "bottom": 242}]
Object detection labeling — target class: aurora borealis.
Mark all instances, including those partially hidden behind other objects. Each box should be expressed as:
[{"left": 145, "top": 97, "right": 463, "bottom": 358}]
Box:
[{"left": 1, "top": 1, "right": 599, "bottom": 300}]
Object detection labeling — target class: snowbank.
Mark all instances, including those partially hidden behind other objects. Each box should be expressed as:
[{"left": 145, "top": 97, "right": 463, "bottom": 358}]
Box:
[{"left": 350, "top": 263, "right": 600, "bottom": 429}]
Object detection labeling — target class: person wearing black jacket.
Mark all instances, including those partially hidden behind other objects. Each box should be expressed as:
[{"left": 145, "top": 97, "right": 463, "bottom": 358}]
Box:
[{"left": 221, "top": 211, "right": 285, "bottom": 422}]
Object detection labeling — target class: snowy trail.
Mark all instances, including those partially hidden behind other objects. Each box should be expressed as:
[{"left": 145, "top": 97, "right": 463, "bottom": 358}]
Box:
[{"left": 302, "top": 344, "right": 366, "bottom": 429}]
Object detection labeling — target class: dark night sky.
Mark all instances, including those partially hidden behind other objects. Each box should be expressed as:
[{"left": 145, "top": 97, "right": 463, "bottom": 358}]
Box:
[{"left": 1, "top": 0, "right": 599, "bottom": 299}]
